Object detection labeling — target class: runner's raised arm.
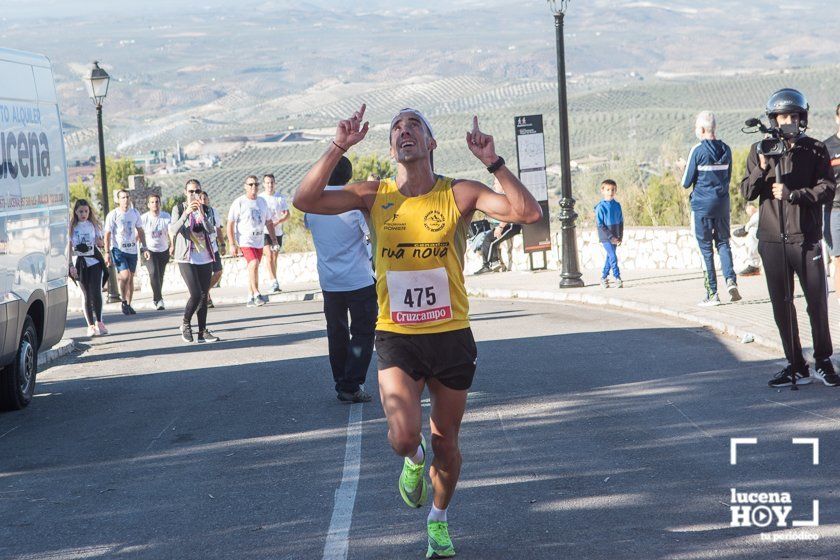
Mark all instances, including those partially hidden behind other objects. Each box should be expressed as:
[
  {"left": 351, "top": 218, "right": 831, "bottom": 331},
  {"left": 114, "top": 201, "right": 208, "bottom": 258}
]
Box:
[
  {"left": 452, "top": 116, "right": 543, "bottom": 224},
  {"left": 294, "top": 103, "right": 378, "bottom": 215}
]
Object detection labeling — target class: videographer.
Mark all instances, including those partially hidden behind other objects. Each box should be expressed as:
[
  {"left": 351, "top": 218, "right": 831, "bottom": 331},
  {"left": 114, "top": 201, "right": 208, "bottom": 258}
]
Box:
[{"left": 740, "top": 88, "right": 838, "bottom": 388}]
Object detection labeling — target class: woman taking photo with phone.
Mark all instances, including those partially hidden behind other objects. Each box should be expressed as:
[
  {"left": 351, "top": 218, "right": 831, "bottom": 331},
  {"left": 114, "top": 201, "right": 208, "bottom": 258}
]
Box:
[
  {"left": 169, "top": 179, "right": 219, "bottom": 343},
  {"left": 69, "top": 199, "right": 108, "bottom": 337}
]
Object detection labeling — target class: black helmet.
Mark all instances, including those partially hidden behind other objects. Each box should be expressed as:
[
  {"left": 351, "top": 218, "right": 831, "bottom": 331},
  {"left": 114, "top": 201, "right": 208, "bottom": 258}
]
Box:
[{"left": 765, "top": 88, "right": 809, "bottom": 128}]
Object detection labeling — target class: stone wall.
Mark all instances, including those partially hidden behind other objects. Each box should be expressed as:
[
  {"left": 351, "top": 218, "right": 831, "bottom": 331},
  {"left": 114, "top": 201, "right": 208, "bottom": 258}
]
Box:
[
  {"left": 68, "top": 227, "right": 753, "bottom": 298},
  {"left": 462, "top": 227, "right": 753, "bottom": 275}
]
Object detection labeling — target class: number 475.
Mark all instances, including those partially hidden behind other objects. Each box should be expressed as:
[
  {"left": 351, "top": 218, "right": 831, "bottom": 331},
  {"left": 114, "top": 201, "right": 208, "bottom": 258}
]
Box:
[{"left": 404, "top": 286, "right": 436, "bottom": 308}]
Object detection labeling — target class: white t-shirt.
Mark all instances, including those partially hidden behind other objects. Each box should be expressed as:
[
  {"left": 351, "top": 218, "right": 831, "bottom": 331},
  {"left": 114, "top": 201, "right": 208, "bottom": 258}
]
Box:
[
  {"left": 304, "top": 186, "right": 374, "bottom": 292},
  {"left": 105, "top": 207, "right": 142, "bottom": 254},
  {"left": 259, "top": 192, "right": 289, "bottom": 237},
  {"left": 228, "top": 195, "right": 271, "bottom": 249},
  {"left": 140, "top": 211, "right": 171, "bottom": 253},
  {"left": 71, "top": 220, "right": 101, "bottom": 267}
]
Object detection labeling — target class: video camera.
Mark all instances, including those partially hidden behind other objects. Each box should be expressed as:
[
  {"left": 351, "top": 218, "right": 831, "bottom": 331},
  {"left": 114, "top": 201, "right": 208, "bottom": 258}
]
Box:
[{"left": 742, "top": 118, "right": 800, "bottom": 158}]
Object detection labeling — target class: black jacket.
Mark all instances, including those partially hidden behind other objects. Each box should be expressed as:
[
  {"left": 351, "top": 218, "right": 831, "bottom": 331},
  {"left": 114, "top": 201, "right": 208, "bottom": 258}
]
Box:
[{"left": 740, "top": 135, "right": 836, "bottom": 244}]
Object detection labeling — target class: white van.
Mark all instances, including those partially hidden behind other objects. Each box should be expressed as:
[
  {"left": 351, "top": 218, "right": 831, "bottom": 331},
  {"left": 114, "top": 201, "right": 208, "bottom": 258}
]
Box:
[{"left": 0, "top": 48, "right": 69, "bottom": 410}]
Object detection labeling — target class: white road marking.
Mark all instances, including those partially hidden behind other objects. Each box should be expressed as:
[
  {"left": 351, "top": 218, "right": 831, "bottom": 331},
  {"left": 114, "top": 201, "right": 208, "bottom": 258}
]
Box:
[{"left": 322, "top": 403, "right": 363, "bottom": 560}]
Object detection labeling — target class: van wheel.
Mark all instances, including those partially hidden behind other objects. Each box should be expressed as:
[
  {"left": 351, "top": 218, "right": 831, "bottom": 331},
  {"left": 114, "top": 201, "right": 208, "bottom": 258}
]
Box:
[{"left": 0, "top": 317, "right": 39, "bottom": 411}]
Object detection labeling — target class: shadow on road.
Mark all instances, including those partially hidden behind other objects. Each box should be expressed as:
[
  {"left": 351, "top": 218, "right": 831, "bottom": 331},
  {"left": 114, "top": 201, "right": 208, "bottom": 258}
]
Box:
[{"left": 3, "top": 318, "right": 835, "bottom": 559}]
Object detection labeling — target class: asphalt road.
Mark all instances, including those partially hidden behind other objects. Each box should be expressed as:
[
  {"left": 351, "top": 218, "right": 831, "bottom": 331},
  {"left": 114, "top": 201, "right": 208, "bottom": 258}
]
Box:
[{"left": 2, "top": 297, "right": 840, "bottom": 559}]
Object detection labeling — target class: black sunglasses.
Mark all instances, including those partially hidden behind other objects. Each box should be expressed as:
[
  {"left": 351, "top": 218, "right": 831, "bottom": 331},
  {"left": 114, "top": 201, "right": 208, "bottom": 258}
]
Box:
[
  {"left": 187, "top": 189, "right": 202, "bottom": 194},
  {"left": 246, "top": 182, "right": 258, "bottom": 186}
]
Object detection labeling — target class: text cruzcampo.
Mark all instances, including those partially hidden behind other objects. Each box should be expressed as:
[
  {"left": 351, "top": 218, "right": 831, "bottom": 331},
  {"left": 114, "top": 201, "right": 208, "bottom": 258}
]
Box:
[{"left": 0, "top": 131, "right": 51, "bottom": 180}]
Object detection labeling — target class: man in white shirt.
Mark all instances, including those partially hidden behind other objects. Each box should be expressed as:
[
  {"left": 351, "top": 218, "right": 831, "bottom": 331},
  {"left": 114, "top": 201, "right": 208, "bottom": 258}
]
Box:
[
  {"left": 304, "top": 157, "right": 376, "bottom": 403},
  {"left": 140, "top": 193, "right": 171, "bottom": 310},
  {"left": 104, "top": 189, "right": 146, "bottom": 315},
  {"left": 227, "top": 175, "right": 279, "bottom": 307},
  {"left": 259, "top": 173, "right": 290, "bottom": 294}
]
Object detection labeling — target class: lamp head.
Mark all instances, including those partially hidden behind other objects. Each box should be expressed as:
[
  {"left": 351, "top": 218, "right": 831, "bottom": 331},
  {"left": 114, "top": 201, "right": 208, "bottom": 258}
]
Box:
[
  {"left": 86, "top": 61, "right": 110, "bottom": 106},
  {"left": 548, "top": 0, "right": 571, "bottom": 14}
]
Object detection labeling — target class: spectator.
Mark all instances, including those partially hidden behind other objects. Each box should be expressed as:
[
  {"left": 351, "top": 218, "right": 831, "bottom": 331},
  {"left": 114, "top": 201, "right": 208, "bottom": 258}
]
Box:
[
  {"left": 595, "top": 179, "right": 623, "bottom": 288},
  {"left": 682, "top": 111, "right": 740, "bottom": 306},
  {"left": 732, "top": 204, "right": 760, "bottom": 275},
  {"left": 140, "top": 193, "right": 171, "bottom": 310},
  {"left": 474, "top": 179, "right": 521, "bottom": 274},
  {"left": 304, "top": 156, "right": 376, "bottom": 403}
]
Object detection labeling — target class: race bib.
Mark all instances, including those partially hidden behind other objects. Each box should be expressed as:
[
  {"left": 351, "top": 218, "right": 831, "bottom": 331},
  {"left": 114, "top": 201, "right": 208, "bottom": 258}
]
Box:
[{"left": 386, "top": 268, "right": 452, "bottom": 325}]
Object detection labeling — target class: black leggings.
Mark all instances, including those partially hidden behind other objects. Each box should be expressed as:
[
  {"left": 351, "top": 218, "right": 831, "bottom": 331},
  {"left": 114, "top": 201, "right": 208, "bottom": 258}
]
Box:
[
  {"left": 145, "top": 250, "right": 170, "bottom": 302},
  {"left": 79, "top": 262, "right": 103, "bottom": 325},
  {"left": 178, "top": 262, "right": 212, "bottom": 331},
  {"left": 758, "top": 240, "right": 832, "bottom": 366}
]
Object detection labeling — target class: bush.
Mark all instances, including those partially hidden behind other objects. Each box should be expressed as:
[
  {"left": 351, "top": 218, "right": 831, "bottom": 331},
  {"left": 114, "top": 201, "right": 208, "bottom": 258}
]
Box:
[
  {"left": 350, "top": 153, "right": 395, "bottom": 181},
  {"left": 282, "top": 206, "right": 314, "bottom": 253},
  {"left": 69, "top": 179, "right": 91, "bottom": 206},
  {"left": 163, "top": 194, "right": 186, "bottom": 215}
]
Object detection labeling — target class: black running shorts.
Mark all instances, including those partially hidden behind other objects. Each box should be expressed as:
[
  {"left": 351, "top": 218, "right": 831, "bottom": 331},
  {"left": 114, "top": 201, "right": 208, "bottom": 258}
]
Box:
[
  {"left": 375, "top": 328, "right": 477, "bottom": 391},
  {"left": 263, "top": 234, "right": 283, "bottom": 249}
]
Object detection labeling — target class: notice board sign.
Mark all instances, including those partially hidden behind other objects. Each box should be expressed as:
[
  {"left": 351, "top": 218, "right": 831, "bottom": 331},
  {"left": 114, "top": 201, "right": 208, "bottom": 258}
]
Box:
[{"left": 514, "top": 114, "right": 552, "bottom": 253}]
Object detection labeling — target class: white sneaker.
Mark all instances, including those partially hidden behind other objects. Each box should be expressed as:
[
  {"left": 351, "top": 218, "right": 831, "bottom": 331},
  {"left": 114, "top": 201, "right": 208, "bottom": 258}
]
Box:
[
  {"left": 698, "top": 293, "right": 721, "bottom": 307},
  {"left": 87, "top": 325, "right": 97, "bottom": 337}
]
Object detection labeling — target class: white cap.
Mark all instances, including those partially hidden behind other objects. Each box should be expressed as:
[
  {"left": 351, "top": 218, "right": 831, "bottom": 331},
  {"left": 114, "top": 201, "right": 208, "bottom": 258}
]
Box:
[{"left": 390, "top": 108, "right": 434, "bottom": 140}]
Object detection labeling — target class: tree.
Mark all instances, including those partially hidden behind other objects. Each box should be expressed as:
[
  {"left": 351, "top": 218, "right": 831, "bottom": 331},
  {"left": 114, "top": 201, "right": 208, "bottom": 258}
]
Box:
[
  {"left": 729, "top": 146, "right": 750, "bottom": 225},
  {"left": 68, "top": 179, "right": 91, "bottom": 207},
  {"left": 349, "top": 153, "right": 395, "bottom": 182},
  {"left": 92, "top": 157, "right": 142, "bottom": 211},
  {"left": 163, "top": 194, "right": 186, "bottom": 215}
]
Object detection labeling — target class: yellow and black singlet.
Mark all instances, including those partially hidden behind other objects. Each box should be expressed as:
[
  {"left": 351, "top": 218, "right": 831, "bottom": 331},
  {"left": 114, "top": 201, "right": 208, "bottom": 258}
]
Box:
[{"left": 369, "top": 176, "right": 470, "bottom": 335}]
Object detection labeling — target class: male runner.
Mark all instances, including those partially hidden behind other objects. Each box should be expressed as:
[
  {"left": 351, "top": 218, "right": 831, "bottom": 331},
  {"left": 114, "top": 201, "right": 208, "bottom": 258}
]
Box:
[
  {"left": 295, "top": 104, "right": 541, "bottom": 558},
  {"left": 259, "top": 173, "right": 290, "bottom": 293},
  {"left": 227, "top": 175, "right": 279, "bottom": 307},
  {"left": 104, "top": 189, "right": 146, "bottom": 315}
]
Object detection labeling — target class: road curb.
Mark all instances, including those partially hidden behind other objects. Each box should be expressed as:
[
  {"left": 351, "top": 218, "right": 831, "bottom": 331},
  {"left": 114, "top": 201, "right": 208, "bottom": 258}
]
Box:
[
  {"left": 39, "top": 338, "right": 76, "bottom": 367},
  {"left": 466, "top": 286, "right": 783, "bottom": 354}
]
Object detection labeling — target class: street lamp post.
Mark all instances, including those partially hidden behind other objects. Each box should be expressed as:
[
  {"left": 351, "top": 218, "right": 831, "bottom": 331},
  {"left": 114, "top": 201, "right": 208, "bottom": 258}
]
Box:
[
  {"left": 85, "top": 61, "right": 121, "bottom": 303},
  {"left": 549, "top": 1, "right": 584, "bottom": 288}
]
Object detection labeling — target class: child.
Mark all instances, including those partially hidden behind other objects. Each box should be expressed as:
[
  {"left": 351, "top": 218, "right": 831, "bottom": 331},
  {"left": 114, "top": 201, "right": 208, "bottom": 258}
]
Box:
[{"left": 595, "top": 179, "right": 624, "bottom": 288}]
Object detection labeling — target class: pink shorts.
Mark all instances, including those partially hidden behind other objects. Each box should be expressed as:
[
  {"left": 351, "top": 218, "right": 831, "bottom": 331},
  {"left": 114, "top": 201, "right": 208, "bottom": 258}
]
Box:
[{"left": 241, "top": 247, "right": 264, "bottom": 262}]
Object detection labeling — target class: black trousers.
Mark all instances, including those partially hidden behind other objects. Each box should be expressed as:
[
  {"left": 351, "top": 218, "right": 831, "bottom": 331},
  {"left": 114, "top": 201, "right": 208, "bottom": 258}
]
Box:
[
  {"left": 178, "top": 262, "right": 212, "bottom": 332},
  {"left": 145, "top": 250, "right": 170, "bottom": 302},
  {"left": 79, "top": 262, "right": 103, "bottom": 325},
  {"left": 323, "top": 284, "right": 377, "bottom": 393},
  {"left": 481, "top": 224, "right": 522, "bottom": 265},
  {"left": 758, "top": 240, "right": 832, "bottom": 367}
]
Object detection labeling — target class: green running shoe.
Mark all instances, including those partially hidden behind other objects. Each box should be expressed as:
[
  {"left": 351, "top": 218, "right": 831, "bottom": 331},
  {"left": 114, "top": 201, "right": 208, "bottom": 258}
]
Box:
[
  {"left": 426, "top": 521, "right": 456, "bottom": 558},
  {"left": 398, "top": 434, "right": 429, "bottom": 508}
]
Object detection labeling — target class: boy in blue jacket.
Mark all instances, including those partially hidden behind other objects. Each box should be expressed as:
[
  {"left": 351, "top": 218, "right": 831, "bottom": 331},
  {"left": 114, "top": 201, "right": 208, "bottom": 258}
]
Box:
[{"left": 595, "top": 179, "right": 623, "bottom": 288}]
